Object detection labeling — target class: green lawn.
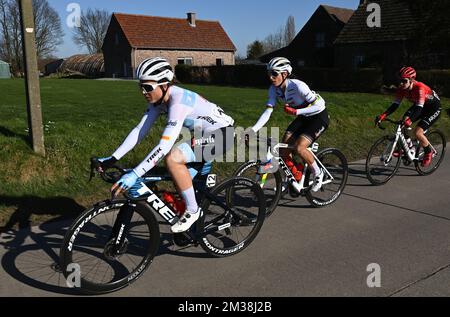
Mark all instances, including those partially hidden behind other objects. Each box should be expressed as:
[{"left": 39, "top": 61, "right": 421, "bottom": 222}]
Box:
[{"left": 1, "top": 78, "right": 449, "bottom": 228}]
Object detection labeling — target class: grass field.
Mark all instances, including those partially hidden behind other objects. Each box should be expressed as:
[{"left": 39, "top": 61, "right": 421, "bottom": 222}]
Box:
[{"left": 1, "top": 78, "right": 449, "bottom": 228}]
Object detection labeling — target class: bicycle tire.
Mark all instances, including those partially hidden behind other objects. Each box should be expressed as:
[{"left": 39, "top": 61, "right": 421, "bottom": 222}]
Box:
[
  {"left": 415, "top": 129, "right": 447, "bottom": 175},
  {"left": 59, "top": 199, "right": 160, "bottom": 295},
  {"left": 197, "top": 177, "right": 266, "bottom": 257},
  {"left": 232, "top": 160, "right": 282, "bottom": 217},
  {"left": 366, "top": 135, "right": 401, "bottom": 185},
  {"left": 305, "top": 148, "right": 348, "bottom": 207}
]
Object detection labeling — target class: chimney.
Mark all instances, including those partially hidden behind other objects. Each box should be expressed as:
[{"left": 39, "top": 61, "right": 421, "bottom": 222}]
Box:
[{"left": 187, "top": 12, "right": 196, "bottom": 27}]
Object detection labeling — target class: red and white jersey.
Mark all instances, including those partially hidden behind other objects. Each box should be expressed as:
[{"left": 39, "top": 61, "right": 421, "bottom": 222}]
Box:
[{"left": 395, "top": 81, "right": 439, "bottom": 107}]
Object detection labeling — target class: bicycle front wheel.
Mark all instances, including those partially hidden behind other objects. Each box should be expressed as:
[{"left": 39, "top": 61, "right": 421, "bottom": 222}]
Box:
[
  {"left": 59, "top": 200, "right": 160, "bottom": 294},
  {"left": 197, "top": 177, "right": 266, "bottom": 257},
  {"left": 233, "top": 160, "right": 282, "bottom": 217},
  {"left": 305, "top": 148, "right": 348, "bottom": 207},
  {"left": 415, "top": 129, "right": 446, "bottom": 175},
  {"left": 366, "top": 136, "right": 401, "bottom": 185}
]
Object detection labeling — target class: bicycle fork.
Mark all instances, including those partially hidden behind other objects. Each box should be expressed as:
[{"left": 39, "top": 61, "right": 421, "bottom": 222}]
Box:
[{"left": 108, "top": 202, "right": 135, "bottom": 255}]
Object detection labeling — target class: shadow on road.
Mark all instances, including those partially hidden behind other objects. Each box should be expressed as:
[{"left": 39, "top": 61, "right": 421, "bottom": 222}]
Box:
[
  {"left": 0, "top": 200, "right": 222, "bottom": 295},
  {"left": 0, "top": 195, "right": 86, "bottom": 295},
  {"left": 346, "top": 162, "right": 420, "bottom": 187}
]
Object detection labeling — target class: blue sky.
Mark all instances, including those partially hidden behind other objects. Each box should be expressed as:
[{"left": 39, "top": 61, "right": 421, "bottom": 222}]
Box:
[{"left": 49, "top": 0, "right": 359, "bottom": 58}]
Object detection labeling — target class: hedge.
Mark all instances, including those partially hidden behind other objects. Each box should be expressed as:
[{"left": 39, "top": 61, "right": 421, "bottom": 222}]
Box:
[{"left": 175, "top": 65, "right": 450, "bottom": 96}]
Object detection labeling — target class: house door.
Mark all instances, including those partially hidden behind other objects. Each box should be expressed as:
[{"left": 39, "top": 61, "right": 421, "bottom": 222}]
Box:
[{"left": 123, "top": 61, "right": 128, "bottom": 77}]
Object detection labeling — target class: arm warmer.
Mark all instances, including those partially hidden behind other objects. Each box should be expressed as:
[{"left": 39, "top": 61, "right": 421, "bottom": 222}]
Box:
[
  {"left": 295, "top": 99, "right": 323, "bottom": 116},
  {"left": 384, "top": 102, "right": 401, "bottom": 116},
  {"left": 404, "top": 105, "right": 423, "bottom": 122},
  {"left": 251, "top": 107, "right": 274, "bottom": 132},
  {"left": 132, "top": 105, "right": 191, "bottom": 177},
  {"left": 112, "top": 106, "right": 162, "bottom": 160}
]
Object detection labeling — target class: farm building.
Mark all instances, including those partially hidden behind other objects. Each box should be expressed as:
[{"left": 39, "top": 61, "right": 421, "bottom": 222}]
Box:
[
  {"left": 58, "top": 54, "right": 105, "bottom": 77},
  {"left": 102, "top": 12, "right": 236, "bottom": 78},
  {"left": 0, "top": 60, "right": 11, "bottom": 78}
]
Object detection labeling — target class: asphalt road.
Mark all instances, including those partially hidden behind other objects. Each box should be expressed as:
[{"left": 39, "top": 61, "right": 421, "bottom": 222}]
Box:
[{"left": 1, "top": 150, "right": 449, "bottom": 297}]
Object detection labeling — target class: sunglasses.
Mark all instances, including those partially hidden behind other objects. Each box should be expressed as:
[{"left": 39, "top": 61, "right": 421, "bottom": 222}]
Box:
[
  {"left": 268, "top": 70, "right": 280, "bottom": 78},
  {"left": 400, "top": 78, "right": 410, "bottom": 84},
  {"left": 139, "top": 82, "right": 166, "bottom": 94}
]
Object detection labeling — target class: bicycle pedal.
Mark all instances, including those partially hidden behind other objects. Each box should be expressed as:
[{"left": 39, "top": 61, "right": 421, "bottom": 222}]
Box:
[
  {"left": 288, "top": 183, "right": 301, "bottom": 198},
  {"left": 173, "top": 233, "right": 194, "bottom": 247}
]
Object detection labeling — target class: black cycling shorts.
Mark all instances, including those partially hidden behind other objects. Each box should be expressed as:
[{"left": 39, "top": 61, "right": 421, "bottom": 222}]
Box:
[
  {"left": 285, "top": 109, "right": 330, "bottom": 143},
  {"left": 406, "top": 98, "right": 441, "bottom": 131}
]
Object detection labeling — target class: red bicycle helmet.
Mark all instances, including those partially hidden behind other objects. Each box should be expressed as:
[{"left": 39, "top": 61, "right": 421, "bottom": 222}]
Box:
[{"left": 399, "top": 66, "right": 416, "bottom": 80}]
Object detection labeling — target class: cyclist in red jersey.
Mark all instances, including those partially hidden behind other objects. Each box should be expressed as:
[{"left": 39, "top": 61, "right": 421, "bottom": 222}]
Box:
[{"left": 375, "top": 67, "right": 442, "bottom": 167}]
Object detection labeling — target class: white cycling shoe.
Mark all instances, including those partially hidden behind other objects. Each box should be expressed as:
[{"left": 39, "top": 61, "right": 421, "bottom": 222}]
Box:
[
  {"left": 311, "top": 170, "right": 324, "bottom": 192},
  {"left": 171, "top": 208, "right": 202, "bottom": 233}
]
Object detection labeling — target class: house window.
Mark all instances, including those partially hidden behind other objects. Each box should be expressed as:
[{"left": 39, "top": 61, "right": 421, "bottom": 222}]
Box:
[
  {"left": 216, "top": 58, "right": 224, "bottom": 66},
  {"left": 315, "top": 33, "right": 325, "bottom": 48},
  {"left": 353, "top": 55, "right": 365, "bottom": 68},
  {"left": 178, "top": 58, "right": 193, "bottom": 65},
  {"left": 115, "top": 33, "right": 119, "bottom": 46}
]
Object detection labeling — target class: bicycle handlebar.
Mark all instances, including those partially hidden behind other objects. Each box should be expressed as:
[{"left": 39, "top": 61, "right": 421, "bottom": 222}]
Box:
[
  {"left": 90, "top": 157, "right": 126, "bottom": 184},
  {"left": 377, "top": 118, "right": 404, "bottom": 130}
]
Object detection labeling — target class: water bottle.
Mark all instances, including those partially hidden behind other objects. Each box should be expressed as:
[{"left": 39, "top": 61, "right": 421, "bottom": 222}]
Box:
[
  {"left": 162, "top": 192, "right": 186, "bottom": 216},
  {"left": 406, "top": 138, "right": 416, "bottom": 157}
]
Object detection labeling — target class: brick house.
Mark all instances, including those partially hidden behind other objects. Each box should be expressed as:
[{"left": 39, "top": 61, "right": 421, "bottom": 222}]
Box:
[
  {"left": 334, "top": 0, "right": 450, "bottom": 81},
  {"left": 260, "top": 5, "right": 354, "bottom": 68},
  {"left": 102, "top": 12, "right": 236, "bottom": 78}
]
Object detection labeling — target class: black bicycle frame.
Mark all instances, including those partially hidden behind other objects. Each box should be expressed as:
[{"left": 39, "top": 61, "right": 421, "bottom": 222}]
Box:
[{"left": 107, "top": 173, "right": 235, "bottom": 246}]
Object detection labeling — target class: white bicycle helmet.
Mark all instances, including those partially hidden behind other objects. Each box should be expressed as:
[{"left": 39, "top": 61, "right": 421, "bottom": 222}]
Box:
[
  {"left": 267, "top": 57, "right": 292, "bottom": 75},
  {"left": 136, "top": 57, "right": 174, "bottom": 83}
]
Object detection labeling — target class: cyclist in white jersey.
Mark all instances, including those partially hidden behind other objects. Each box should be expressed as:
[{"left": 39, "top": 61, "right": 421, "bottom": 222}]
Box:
[
  {"left": 249, "top": 57, "right": 329, "bottom": 192},
  {"left": 97, "top": 57, "right": 234, "bottom": 232}
]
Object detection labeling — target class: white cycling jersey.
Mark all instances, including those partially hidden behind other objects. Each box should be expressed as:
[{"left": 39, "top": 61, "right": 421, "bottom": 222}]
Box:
[
  {"left": 268, "top": 79, "right": 325, "bottom": 115},
  {"left": 252, "top": 79, "right": 325, "bottom": 132},
  {"left": 112, "top": 85, "right": 234, "bottom": 176}
]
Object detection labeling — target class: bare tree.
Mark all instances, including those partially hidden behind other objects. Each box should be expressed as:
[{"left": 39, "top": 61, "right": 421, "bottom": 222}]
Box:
[
  {"left": 0, "top": 0, "right": 63, "bottom": 74},
  {"left": 0, "top": 0, "right": 12, "bottom": 63},
  {"left": 263, "top": 26, "right": 285, "bottom": 53},
  {"left": 33, "top": 0, "right": 64, "bottom": 58},
  {"left": 284, "top": 16, "right": 296, "bottom": 46},
  {"left": 72, "top": 8, "right": 110, "bottom": 54}
]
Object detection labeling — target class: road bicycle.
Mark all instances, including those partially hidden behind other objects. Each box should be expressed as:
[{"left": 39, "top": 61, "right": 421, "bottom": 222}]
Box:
[
  {"left": 233, "top": 137, "right": 348, "bottom": 216},
  {"left": 366, "top": 118, "right": 446, "bottom": 185},
  {"left": 59, "top": 158, "right": 266, "bottom": 294}
]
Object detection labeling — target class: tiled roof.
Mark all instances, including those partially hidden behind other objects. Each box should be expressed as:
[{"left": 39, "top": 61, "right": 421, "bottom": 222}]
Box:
[
  {"left": 113, "top": 13, "right": 236, "bottom": 51},
  {"left": 335, "top": 0, "right": 418, "bottom": 44},
  {"left": 321, "top": 5, "right": 354, "bottom": 24}
]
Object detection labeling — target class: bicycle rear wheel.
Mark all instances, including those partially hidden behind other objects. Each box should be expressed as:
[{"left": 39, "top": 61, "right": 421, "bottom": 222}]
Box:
[
  {"left": 415, "top": 129, "right": 446, "bottom": 175},
  {"left": 59, "top": 200, "right": 160, "bottom": 294},
  {"left": 197, "top": 177, "right": 266, "bottom": 257},
  {"left": 232, "top": 161, "right": 282, "bottom": 217},
  {"left": 305, "top": 148, "right": 348, "bottom": 207},
  {"left": 366, "top": 136, "right": 401, "bottom": 185}
]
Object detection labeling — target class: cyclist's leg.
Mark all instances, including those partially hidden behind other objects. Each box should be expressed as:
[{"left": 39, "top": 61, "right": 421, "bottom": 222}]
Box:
[
  {"left": 415, "top": 102, "right": 442, "bottom": 148},
  {"left": 166, "top": 142, "right": 202, "bottom": 232},
  {"left": 281, "top": 116, "right": 302, "bottom": 160},
  {"left": 169, "top": 127, "right": 234, "bottom": 232},
  {"left": 295, "top": 110, "right": 329, "bottom": 168},
  {"left": 416, "top": 101, "right": 442, "bottom": 166},
  {"left": 294, "top": 110, "right": 329, "bottom": 190}
]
